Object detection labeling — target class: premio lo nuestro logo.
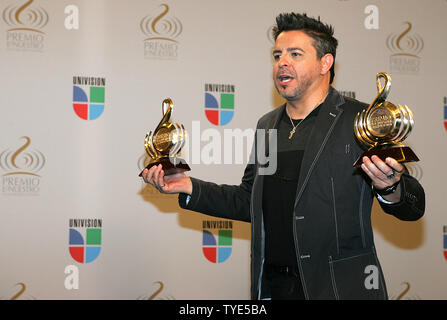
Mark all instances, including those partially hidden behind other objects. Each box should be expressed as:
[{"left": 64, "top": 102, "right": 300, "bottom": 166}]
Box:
[
  {"left": 202, "top": 220, "right": 233, "bottom": 263},
  {"left": 69, "top": 219, "right": 102, "bottom": 263},
  {"left": 0, "top": 136, "right": 45, "bottom": 194},
  {"left": 73, "top": 76, "right": 106, "bottom": 120},
  {"left": 266, "top": 25, "right": 275, "bottom": 45},
  {"left": 137, "top": 281, "right": 175, "bottom": 300},
  {"left": 390, "top": 282, "right": 421, "bottom": 300},
  {"left": 140, "top": 3, "right": 182, "bottom": 59},
  {"left": 205, "top": 84, "right": 235, "bottom": 126},
  {"left": 0, "top": 282, "right": 36, "bottom": 300},
  {"left": 386, "top": 22, "right": 424, "bottom": 75},
  {"left": 2, "top": 0, "right": 49, "bottom": 51}
]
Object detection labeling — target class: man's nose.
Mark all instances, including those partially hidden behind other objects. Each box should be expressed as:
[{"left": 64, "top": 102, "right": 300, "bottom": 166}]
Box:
[{"left": 278, "top": 54, "right": 289, "bottom": 67}]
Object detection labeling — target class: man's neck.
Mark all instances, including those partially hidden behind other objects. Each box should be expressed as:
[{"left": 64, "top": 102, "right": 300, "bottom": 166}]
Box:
[{"left": 286, "top": 85, "right": 330, "bottom": 120}]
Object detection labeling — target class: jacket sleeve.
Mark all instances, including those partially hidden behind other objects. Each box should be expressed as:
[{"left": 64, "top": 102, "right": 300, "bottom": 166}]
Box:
[
  {"left": 378, "top": 173, "right": 425, "bottom": 221},
  {"left": 177, "top": 161, "right": 255, "bottom": 222}
]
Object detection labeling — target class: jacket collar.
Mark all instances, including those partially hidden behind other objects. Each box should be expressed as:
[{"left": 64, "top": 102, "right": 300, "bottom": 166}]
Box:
[
  {"left": 262, "top": 87, "right": 345, "bottom": 178},
  {"left": 266, "top": 86, "right": 345, "bottom": 131}
]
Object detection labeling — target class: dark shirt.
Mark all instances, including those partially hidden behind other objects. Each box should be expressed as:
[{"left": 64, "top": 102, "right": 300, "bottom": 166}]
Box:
[{"left": 262, "top": 105, "right": 321, "bottom": 268}]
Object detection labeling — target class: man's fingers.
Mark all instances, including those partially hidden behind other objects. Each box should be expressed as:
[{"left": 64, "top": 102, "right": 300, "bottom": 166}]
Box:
[
  {"left": 363, "top": 156, "right": 388, "bottom": 183},
  {"left": 370, "top": 155, "right": 395, "bottom": 178},
  {"left": 143, "top": 166, "right": 156, "bottom": 184},
  {"left": 158, "top": 169, "right": 166, "bottom": 191},
  {"left": 361, "top": 155, "right": 405, "bottom": 190},
  {"left": 385, "top": 157, "right": 405, "bottom": 175},
  {"left": 142, "top": 168, "right": 149, "bottom": 182}
]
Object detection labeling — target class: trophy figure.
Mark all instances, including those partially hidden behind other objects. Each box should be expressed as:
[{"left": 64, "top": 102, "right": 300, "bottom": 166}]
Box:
[
  {"left": 353, "top": 72, "right": 419, "bottom": 167},
  {"left": 138, "top": 98, "right": 190, "bottom": 176}
]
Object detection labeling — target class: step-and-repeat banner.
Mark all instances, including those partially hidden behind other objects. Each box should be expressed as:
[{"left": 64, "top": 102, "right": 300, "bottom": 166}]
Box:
[{"left": 0, "top": 0, "right": 445, "bottom": 300}]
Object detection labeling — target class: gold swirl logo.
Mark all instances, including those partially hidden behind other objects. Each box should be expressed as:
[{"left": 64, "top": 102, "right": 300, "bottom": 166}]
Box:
[
  {"left": 140, "top": 4, "right": 182, "bottom": 42},
  {"left": 390, "top": 282, "right": 421, "bottom": 300},
  {"left": 386, "top": 22, "right": 424, "bottom": 58},
  {"left": 266, "top": 25, "right": 275, "bottom": 45},
  {"left": 0, "top": 136, "right": 45, "bottom": 176},
  {"left": 0, "top": 283, "right": 36, "bottom": 300},
  {"left": 137, "top": 281, "right": 175, "bottom": 300},
  {"left": 2, "top": 0, "right": 49, "bottom": 33},
  {"left": 10, "top": 283, "right": 27, "bottom": 300},
  {"left": 406, "top": 162, "right": 423, "bottom": 181}
]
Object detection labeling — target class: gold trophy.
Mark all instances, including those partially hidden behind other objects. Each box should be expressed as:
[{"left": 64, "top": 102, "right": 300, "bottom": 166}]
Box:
[
  {"left": 353, "top": 72, "right": 419, "bottom": 167},
  {"left": 138, "top": 98, "right": 190, "bottom": 176}
]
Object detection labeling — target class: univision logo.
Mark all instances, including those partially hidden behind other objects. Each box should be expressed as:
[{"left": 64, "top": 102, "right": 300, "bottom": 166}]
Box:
[
  {"left": 69, "top": 219, "right": 102, "bottom": 264},
  {"left": 72, "top": 76, "right": 106, "bottom": 120},
  {"left": 0, "top": 136, "right": 45, "bottom": 194},
  {"left": 2, "top": 0, "right": 49, "bottom": 52},
  {"left": 202, "top": 220, "right": 233, "bottom": 264},
  {"left": 204, "top": 84, "right": 235, "bottom": 126},
  {"left": 443, "top": 97, "right": 447, "bottom": 131},
  {"left": 443, "top": 226, "right": 447, "bottom": 261}
]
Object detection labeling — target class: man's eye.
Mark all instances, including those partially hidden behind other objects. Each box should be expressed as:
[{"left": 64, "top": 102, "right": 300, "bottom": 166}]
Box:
[
  {"left": 273, "top": 54, "right": 280, "bottom": 61},
  {"left": 291, "top": 52, "right": 301, "bottom": 57}
]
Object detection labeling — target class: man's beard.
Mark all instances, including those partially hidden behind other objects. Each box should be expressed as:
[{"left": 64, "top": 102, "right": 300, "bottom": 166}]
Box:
[{"left": 274, "top": 76, "right": 313, "bottom": 102}]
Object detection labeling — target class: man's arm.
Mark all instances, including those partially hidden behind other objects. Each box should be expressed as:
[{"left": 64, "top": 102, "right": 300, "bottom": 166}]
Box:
[
  {"left": 177, "top": 163, "right": 256, "bottom": 222},
  {"left": 141, "top": 162, "right": 255, "bottom": 222}
]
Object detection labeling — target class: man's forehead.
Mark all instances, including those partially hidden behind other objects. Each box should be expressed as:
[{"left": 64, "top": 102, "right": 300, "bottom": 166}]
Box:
[{"left": 274, "top": 30, "right": 314, "bottom": 49}]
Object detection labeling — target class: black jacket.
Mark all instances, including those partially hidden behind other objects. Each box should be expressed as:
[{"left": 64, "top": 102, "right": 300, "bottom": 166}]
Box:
[{"left": 179, "top": 87, "right": 425, "bottom": 299}]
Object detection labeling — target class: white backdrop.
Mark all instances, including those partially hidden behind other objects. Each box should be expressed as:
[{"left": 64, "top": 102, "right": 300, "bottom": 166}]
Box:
[{"left": 0, "top": 0, "right": 446, "bottom": 300}]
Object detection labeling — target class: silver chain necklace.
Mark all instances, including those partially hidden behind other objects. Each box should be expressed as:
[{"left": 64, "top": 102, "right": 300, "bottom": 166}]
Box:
[{"left": 287, "top": 92, "right": 329, "bottom": 139}]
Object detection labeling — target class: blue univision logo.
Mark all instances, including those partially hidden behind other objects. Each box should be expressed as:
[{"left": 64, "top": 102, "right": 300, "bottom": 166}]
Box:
[
  {"left": 202, "top": 220, "right": 233, "bottom": 263},
  {"left": 443, "top": 97, "right": 447, "bottom": 131},
  {"left": 204, "top": 84, "right": 235, "bottom": 126},
  {"left": 72, "top": 76, "right": 105, "bottom": 120},
  {"left": 69, "top": 219, "right": 102, "bottom": 264}
]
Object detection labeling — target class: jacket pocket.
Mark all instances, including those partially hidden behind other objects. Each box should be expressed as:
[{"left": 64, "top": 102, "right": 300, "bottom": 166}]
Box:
[{"left": 328, "top": 249, "right": 387, "bottom": 300}]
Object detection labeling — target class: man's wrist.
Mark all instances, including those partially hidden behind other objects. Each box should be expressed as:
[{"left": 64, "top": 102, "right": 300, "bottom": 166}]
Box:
[
  {"left": 373, "top": 181, "right": 400, "bottom": 196},
  {"left": 373, "top": 181, "right": 402, "bottom": 204}
]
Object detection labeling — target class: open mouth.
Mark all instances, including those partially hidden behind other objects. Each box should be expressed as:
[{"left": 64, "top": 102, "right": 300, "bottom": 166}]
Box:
[{"left": 278, "top": 75, "right": 294, "bottom": 85}]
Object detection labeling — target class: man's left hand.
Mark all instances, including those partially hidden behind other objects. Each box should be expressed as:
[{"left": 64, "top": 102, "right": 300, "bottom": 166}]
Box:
[{"left": 361, "top": 155, "right": 405, "bottom": 203}]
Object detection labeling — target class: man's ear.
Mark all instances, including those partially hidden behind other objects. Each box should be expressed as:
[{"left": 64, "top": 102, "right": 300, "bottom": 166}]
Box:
[{"left": 320, "top": 53, "right": 334, "bottom": 75}]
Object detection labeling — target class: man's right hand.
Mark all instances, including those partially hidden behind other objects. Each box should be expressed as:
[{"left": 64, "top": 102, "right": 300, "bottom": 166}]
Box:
[{"left": 141, "top": 164, "right": 193, "bottom": 195}]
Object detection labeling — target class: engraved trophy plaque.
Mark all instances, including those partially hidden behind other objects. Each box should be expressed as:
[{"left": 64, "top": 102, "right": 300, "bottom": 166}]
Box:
[
  {"left": 353, "top": 72, "right": 419, "bottom": 167},
  {"left": 138, "top": 98, "right": 190, "bottom": 176}
]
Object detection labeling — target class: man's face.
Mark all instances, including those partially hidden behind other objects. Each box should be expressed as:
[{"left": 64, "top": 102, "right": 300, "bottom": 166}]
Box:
[{"left": 272, "top": 30, "right": 324, "bottom": 103}]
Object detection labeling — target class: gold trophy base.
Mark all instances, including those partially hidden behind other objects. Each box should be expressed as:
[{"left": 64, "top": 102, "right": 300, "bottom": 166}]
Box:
[
  {"left": 353, "top": 145, "right": 419, "bottom": 168},
  {"left": 138, "top": 157, "right": 191, "bottom": 177}
]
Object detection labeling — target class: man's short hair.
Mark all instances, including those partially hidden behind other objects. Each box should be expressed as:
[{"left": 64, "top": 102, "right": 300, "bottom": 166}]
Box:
[{"left": 272, "top": 12, "right": 338, "bottom": 84}]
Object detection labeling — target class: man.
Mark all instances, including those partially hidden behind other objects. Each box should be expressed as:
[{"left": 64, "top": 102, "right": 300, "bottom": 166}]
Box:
[{"left": 142, "top": 13, "right": 425, "bottom": 300}]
